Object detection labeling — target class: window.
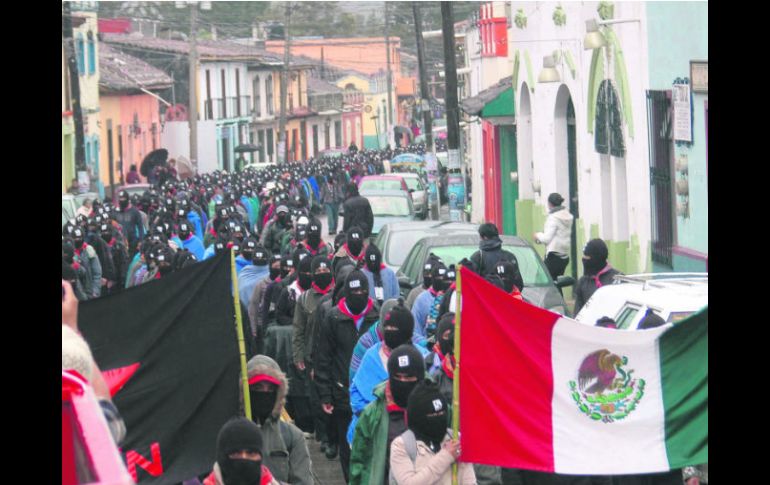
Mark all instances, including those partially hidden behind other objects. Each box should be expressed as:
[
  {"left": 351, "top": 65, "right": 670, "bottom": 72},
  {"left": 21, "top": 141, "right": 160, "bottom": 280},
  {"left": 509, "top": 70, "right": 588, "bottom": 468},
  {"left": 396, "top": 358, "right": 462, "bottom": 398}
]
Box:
[
  {"left": 76, "top": 34, "right": 85, "bottom": 74},
  {"left": 595, "top": 80, "right": 625, "bottom": 157},
  {"left": 235, "top": 68, "right": 241, "bottom": 117},
  {"left": 221, "top": 69, "right": 227, "bottom": 118},
  {"left": 266, "top": 129, "right": 274, "bottom": 159},
  {"left": 334, "top": 120, "right": 342, "bottom": 147},
  {"left": 324, "top": 122, "right": 330, "bottom": 149},
  {"left": 266, "top": 76, "right": 274, "bottom": 115},
  {"left": 87, "top": 31, "right": 96, "bottom": 75},
  {"left": 312, "top": 125, "right": 319, "bottom": 155},
  {"left": 615, "top": 304, "right": 642, "bottom": 330},
  {"left": 253, "top": 76, "right": 261, "bottom": 117},
  {"left": 258, "top": 130, "right": 265, "bottom": 163},
  {"left": 288, "top": 91, "right": 294, "bottom": 111},
  {"left": 646, "top": 90, "right": 675, "bottom": 267}
]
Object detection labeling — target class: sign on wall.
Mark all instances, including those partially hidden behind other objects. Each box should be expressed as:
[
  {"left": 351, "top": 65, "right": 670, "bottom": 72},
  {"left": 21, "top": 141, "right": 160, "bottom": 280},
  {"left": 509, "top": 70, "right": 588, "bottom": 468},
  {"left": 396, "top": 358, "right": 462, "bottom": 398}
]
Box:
[
  {"left": 690, "top": 61, "right": 708, "bottom": 93},
  {"left": 673, "top": 83, "right": 692, "bottom": 143}
]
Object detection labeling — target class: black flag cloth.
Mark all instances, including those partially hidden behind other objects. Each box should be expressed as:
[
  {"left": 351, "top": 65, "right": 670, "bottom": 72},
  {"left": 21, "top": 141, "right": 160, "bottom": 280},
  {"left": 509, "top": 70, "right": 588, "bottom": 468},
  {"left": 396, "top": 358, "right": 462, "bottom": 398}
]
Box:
[{"left": 79, "top": 252, "right": 240, "bottom": 484}]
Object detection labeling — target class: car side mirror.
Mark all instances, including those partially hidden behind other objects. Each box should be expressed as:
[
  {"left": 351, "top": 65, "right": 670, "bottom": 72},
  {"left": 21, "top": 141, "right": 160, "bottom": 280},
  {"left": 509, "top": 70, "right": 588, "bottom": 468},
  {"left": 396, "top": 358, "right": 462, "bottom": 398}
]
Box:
[
  {"left": 555, "top": 275, "right": 576, "bottom": 288},
  {"left": 398, "top": 275, "right": 413, "bottom": 290}
]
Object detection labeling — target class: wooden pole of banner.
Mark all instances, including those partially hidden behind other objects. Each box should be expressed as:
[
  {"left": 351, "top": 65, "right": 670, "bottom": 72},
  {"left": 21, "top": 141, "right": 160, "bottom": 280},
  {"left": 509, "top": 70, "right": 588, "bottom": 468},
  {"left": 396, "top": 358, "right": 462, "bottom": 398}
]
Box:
[
  {"left": 231, "top": 250, "right": 252, "bottom": 421},
  {"left": 452, "top": 265, "right": 463, "bottom": 485}
]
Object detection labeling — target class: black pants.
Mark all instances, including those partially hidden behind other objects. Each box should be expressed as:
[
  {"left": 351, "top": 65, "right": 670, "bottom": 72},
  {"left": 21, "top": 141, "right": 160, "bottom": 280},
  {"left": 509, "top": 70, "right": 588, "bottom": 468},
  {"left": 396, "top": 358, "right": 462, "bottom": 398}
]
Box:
[
  {"left": 544, "top": 252, "right": 570, "bottom": 280},
  {"left": 309, "top": 371, "right": 332, "bottom": 443},
  {"left": 332, "top": 407, "right": 352, "bottom": 483}
]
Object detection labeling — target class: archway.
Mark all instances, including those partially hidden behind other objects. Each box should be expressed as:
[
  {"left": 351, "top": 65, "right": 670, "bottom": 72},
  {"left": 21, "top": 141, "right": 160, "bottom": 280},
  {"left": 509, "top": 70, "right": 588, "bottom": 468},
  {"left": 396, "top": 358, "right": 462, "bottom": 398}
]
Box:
[
  {"left": 518, "top": 84, "right": 533, "bottom": 200},
  {"left": 554, "top": 84, "right": 579, "bottom": 277}
]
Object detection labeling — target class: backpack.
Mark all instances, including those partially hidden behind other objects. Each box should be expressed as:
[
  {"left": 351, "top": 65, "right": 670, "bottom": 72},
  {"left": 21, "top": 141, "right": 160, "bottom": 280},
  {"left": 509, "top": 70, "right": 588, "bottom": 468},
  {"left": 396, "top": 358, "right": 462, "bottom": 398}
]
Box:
[{"left": 388, "top": 429, "right": 453, "bottom": 485}]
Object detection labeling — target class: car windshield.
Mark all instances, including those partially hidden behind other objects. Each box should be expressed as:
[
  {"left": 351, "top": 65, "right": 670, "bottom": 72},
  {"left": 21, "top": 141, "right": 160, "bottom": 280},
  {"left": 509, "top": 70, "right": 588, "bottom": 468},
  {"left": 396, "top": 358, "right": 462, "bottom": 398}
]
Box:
[
  {"left": 402, "top": 177, "right": 423, "bottom": 191},
  {"left": 429, "top": 245, "right": 552, "bottom": 287},
  {"left": 360, "top": 179, "right": 404, "bottom": 191},
  {"left": 387, "top": 231, "right": 435, "bottom": 266},
  {"left": 368, "top": 196, "right": 411, "bottom": 217}
]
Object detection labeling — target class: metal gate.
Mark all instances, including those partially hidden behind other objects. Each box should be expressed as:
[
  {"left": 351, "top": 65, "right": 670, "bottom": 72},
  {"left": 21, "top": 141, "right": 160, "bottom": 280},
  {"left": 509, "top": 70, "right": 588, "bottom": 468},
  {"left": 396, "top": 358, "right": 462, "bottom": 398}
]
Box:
[{"left": 646, "top": 91, "right": 674, "bottom": 267}]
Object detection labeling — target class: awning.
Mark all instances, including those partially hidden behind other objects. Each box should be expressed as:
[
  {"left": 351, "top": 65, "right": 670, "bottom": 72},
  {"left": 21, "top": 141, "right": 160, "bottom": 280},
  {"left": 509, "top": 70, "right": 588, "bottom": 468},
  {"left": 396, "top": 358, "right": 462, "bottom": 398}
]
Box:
[{"left": 461, "top": 75, "right": 514, "bottom": 119}]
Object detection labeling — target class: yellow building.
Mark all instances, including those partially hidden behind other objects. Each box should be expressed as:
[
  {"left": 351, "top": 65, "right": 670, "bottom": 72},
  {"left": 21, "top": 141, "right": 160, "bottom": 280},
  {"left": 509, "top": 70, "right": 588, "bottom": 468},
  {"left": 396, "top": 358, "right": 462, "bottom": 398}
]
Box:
[{"left": 336, "top": 73, "right": 393, "bottom": 149}]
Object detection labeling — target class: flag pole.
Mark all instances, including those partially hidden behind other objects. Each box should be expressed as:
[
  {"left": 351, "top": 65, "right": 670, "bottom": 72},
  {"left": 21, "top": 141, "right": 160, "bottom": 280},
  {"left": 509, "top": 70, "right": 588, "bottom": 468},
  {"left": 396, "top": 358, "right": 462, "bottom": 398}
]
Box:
[
  {"left": 231, "top": 249, "right": 252, "bottom": 421},
  {"left": 452, "top": 264, "right": 463, "bottom": 485}
]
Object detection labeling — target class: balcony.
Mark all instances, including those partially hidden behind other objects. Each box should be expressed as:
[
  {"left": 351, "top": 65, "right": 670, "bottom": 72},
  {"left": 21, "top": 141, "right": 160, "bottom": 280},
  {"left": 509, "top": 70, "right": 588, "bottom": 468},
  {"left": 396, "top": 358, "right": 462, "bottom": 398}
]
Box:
[{"left": 204, "top": 96, "right": 252, "bottom": 120}]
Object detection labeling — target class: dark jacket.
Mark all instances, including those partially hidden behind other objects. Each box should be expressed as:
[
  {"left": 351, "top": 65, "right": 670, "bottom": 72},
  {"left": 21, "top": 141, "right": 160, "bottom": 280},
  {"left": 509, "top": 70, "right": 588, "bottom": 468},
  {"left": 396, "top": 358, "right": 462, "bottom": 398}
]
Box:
[
  {"left": 470, "top": 237, "right": 517, "bottom": 276},
  {"left": 106, "top": 239, "right": 129, "bottom": 291},
  {"left": 342, "top": 195, "right": 374, "bottom": 238},
  {"left": 114, "top": 206, "right": 145, "bottom": 247},
  {"left": 86, "top": 233, "right": 116, "bottom": 284},
  {"left": 315, "top": 298, "right": 380, "bottom": 409},
  {"left": 574, "top": 267, "right": 622, "bottom": 315}
]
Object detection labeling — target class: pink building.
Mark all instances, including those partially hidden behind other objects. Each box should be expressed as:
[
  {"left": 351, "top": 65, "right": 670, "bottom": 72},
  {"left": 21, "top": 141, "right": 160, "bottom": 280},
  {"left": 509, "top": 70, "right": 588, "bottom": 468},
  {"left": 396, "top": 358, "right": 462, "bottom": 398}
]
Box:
[{"left": 98, "top": 43, "right": 172, "bottom": 191}]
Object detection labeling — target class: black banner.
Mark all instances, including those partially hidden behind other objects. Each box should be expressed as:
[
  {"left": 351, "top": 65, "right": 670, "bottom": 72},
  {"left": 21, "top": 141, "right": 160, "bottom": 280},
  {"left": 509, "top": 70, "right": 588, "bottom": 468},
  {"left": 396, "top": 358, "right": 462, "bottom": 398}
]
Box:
[{"left": 79, "top": 252, "right": 240, "bottom": 484}]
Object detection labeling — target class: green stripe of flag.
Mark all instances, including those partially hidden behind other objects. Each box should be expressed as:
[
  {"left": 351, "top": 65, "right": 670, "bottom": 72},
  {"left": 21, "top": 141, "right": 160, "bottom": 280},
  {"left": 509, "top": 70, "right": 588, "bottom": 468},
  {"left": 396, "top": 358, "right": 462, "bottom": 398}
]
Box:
[{"left": 660, "top": 306, "right": 708, "bottom": 468}]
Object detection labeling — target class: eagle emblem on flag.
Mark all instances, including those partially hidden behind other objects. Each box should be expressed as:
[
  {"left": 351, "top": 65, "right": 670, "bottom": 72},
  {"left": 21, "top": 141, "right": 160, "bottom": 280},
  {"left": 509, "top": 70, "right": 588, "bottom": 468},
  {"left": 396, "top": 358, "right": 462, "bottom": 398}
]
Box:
[{"left": 569, "top": 349, "right": 645, "bottom": 423}]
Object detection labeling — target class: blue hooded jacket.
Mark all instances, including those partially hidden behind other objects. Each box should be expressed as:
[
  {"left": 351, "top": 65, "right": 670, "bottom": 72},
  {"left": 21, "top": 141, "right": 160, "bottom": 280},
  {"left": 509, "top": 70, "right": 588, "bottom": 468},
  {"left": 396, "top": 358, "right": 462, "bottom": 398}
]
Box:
[
  {"left": 235, "top": 255, "right": 251, "bottom": 275},
  {"left": 237, "top": 264, "right": 269, "bottom": 309},
  {"left": 181, "top": 234, "right": 206, "bottom": 260},
  {"left": 361, "top": 267, "right": 400, "bottom": 302},
  {"left": 202, "top": 245, "right": 217, "bottom": 260},
  {"left": 411, "top": 289, "right": 438, "bottom": 339},
  {"left": 186, "top": 211, "right": 204, "bottom": 241},
  {"left": 240, "top": 195, "right": 257, "bottom": 228},
  {"left": 347, "top": 341, "right": 429, "bottom": 444}
]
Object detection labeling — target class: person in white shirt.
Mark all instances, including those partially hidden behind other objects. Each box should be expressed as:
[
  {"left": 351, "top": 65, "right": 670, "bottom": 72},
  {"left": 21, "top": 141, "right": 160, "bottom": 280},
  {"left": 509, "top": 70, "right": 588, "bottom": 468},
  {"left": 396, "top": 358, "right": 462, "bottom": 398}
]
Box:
[{"left": 534, "top": 193, "right": 574, "bottom": 280}]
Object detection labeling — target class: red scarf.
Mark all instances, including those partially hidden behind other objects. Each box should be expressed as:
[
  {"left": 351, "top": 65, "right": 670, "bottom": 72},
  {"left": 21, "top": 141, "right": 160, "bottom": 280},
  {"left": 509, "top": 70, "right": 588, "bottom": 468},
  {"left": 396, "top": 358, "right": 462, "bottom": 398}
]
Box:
[
  {"left": 338, "top": 297, "right": 374, "bottom": 330},
  {"left": 343, "top": 244, "right": 365, "bottom": 262},
  {"left": 428, "top": 287, "right": 439, "bottom": 297},
  {"left": 71, "top": 261, "right": 80, "bottom": 271},
  {"left": 593, "top": 264, "right": 613, "bottom": 289},
  {"left": 107, "top": 238, "right": 116, "bottom": 247},
  {"left": 432, "top": 343, "right": 445, "bottom": 362},
  {"left": 73, "top": 243, "right": 87, "bottom": 256},
  {"left": 442, "top": 354, "right": 456, "bottom": 379},
  {"left": 307, "top": 241, "right": 327, "bottom": 256},
  {"left": 311, "top": 280, "right": 334, "bottom": 295}
]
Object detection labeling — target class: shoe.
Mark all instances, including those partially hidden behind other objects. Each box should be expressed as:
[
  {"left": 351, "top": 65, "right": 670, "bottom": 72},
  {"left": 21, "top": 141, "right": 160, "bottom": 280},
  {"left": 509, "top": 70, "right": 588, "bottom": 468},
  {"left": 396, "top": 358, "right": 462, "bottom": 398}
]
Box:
[{"left": 325, "top": 443, "right": 338, "bottom": 460}]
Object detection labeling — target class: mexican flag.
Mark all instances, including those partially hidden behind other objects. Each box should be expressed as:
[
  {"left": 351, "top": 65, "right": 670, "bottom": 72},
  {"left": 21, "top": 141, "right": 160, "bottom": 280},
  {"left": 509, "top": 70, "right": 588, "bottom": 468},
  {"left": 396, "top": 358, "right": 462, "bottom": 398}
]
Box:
[{"left": 457, "top": 267, "right": 707, "bottom": 475}]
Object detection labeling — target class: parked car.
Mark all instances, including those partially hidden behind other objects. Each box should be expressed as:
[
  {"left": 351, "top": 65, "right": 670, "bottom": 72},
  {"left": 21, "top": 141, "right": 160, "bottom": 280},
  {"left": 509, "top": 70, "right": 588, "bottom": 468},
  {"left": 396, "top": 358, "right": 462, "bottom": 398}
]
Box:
[
  {"left": 358, "top": 175, "right": 410, "bottom": 195},
  {"left": 116, "top": 183, "right": 152, "bottom": 198},
  {"left": 359, "top": 189, "right": 417, "bottom": 237},
  {"left": 397, "top": 233, "right": 574, "bottom": 316},
  {"left": 574, "top": 273, "right": 708, "bottom": 329},
  {"left": 395, "top": 172, "right": 429, "bottom": 219},
  {"left": 373, "top": 221, "right": 478, "bottom": 273}
]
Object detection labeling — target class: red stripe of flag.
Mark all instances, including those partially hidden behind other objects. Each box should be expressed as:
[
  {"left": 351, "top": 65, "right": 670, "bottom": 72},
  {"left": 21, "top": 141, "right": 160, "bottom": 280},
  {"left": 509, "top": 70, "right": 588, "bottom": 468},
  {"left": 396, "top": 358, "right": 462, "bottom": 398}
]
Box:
[{"left": 459, "top": 267, "right": 559, "bottom": 472}]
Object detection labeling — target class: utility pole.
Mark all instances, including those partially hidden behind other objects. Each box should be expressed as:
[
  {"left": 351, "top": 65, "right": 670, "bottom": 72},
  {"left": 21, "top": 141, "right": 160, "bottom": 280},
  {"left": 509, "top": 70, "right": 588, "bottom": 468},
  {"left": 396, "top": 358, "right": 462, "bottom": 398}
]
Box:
[
  {"left": 384, "top": 2, "right": 394, "bottom": 146},
  {"left": 441, "top": 1, "right": 465, "bottom": 222},
  {"left": 107, "top": 119, "right": 116, "bottom": 200},
  {"left": 278, "top": 2, "right": 292, "bottom": 164},
  {"left": 188, "top": 4, "right": 199, "bottom": 173},
  {"left": 62, "top": 2, "right": 87, "bottom": 189},
  {"left": 413, "top": 2, "right": 439, "bottom": 219}
]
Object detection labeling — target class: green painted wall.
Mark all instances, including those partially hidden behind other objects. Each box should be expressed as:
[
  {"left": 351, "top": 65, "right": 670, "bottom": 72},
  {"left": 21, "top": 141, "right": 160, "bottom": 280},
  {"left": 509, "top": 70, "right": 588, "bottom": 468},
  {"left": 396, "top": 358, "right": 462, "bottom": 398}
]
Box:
[
  {"left": 364, "top": 135, "right": 380, "bottom": 150},
  {"left": 499, "top": 126, "right": 518, "bottom": 235},
  {"left": 647, "top": 2, "right": 708, "bottom": 267},
  {"left": 672, "top": 253, "right": 707, "bottom": 272}
]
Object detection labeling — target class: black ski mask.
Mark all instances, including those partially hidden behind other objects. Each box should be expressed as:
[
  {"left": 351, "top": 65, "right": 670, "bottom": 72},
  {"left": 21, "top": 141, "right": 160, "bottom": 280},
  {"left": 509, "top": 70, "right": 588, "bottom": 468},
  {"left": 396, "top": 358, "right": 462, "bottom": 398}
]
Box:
[
  {"left": 311, "top": 256, "right": 334, "bottom": 291},
  {"left": 297, "top": 255, "right": 313, "bottom": 290},
  {"left": 216, "top": 417, "right": 263, "bottom": 485},
  {"left": 407, "top": 379, "right": 449, "bottom": 450},
  {"left": 582, "top": 239, "right": 609, "bottom": 275},
  {"left": 249, "top": 383, "right": 278, "bottom": 424},
  {"left": 422, "top": 262, "right": 434, "bottom": 289},
  {"left": 307, "top": 223, "right": 322, "bottom": 248},
  {"left": 387, "top": 345, "right": 425, "bottom": 408},
  {"left": 281, "top": 258, "right": 293, "bottom": 279},
  {"left": 365, "top": 244, "right": 383, "bottom": 273},
  {"left": 344, "top": 270, "right": 370, "bottom": 315},
  {"left": 431, "top": 264, "right": 450, "bottom": 293},
  {"left": 383, "top": 302, "right": 414, "bottom": 350},
  {"left": 269, "top": 256, "right": 282, "bottom": 280},
  {"left": 436, "top": 313, "right": 455, "bottom": 356},
  {"left": 346, "top": 227, "right": 364, "bottom": 256},
  {"left": 253, "top": 246, "right": 269, "bottom": 267}
]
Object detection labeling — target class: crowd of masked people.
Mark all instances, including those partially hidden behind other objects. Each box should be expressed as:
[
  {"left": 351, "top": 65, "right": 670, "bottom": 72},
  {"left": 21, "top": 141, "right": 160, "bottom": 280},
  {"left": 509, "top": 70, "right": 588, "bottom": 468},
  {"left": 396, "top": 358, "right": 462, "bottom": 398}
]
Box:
[{"left": 62, "top": 141, "right": 704, "bottom": 485}]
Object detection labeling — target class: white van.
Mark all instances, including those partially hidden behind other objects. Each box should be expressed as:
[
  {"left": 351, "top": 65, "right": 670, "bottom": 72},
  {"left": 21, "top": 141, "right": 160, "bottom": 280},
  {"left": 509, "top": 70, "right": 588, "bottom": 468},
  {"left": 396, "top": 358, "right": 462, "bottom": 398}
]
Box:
[{"left": 574, "top": 273, "right": 708, "bottom": 330}]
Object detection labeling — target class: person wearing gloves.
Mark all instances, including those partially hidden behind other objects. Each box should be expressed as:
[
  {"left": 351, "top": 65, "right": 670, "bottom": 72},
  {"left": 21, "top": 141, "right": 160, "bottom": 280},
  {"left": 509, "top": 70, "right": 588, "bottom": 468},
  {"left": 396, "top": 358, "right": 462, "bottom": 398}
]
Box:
[
  {"left": 534, "top": 193, "right": 574, "bottom": 280},
  {"left": 389, "top": 379, "right": 476, "bottom": 485},
  {"left": 202, "top": 417, "right": 279, "bottom": 485},
  {"left": 349, "top": 345, "right": 426, "bottom": 485}
]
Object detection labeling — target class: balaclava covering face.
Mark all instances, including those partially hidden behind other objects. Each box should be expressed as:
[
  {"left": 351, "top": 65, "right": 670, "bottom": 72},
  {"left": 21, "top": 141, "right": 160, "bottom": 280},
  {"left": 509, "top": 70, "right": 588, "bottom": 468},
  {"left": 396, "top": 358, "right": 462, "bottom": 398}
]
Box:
[
  {"left": 269, "top": 255, "right": 282, "bottom": 280},
  {"left": 346, "top": 227, "right": 364, "bottom": 256},
  {"left": 307, "top": 221, "right": 322, "bottom": 248},
  {"left": 431, "top": 263, "right": 450, "bottom": 293},
  {"left": 387, "top": 344, "right": 426, "bottom": 408},
  {"left": 297, "top": 254, "right": 313, "bottom": 290},
  {"left": 344, "top": 270, "right": 370, "bottom": 314},
  {"left": 253, "top": 245, "right": 269, "bottom": 266},
  {"left": 365, "top": 243, "right": 383, "bottom": 273},
  {"left": 216, "top": 417, "right": 263, "bottom": 485},
  {"left": 406, "top": 379, "right": 449, "bottom": 449},
  {"left": 383, "top": 301, "right": 415, "bottom": 349},
  {"left": 422, "top": 261, "right": 435, "bottom": 289},
  {"left": 436, "top": 312, "right": 455, "bottom": 356},
  {"left": 281, "top": 257, "right": 294, "bottom": 279},
  {"left": 582, "top": 239, "right": 609, "bottom": 275},
  {"left": 311, "top": 255, "right": 333, "bottom": 291}
]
